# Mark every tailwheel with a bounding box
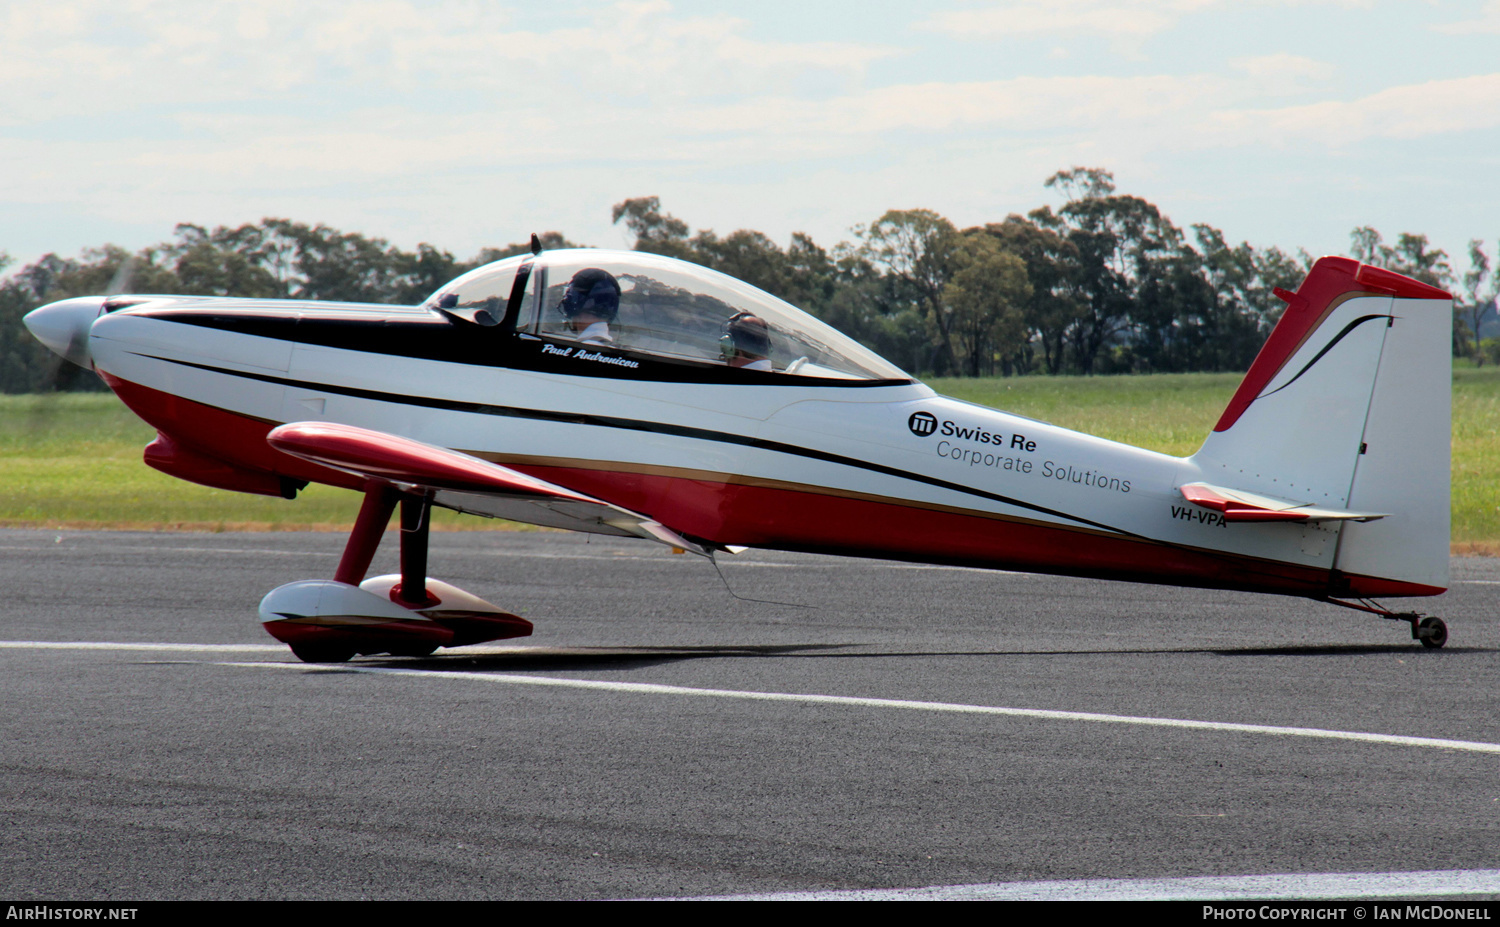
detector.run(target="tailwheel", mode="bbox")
[1324,597,1449,650]
[1416,616,1448,650]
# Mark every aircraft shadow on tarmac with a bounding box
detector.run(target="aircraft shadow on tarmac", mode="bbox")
[1208,643,1490,656]
[349,641,1486,673]
[378,643,857,672]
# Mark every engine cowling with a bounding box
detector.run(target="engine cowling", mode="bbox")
[145,431,301,498]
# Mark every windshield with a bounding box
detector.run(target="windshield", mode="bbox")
[424,255,526,325]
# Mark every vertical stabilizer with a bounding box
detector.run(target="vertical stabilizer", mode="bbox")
[1192,256,1451,593]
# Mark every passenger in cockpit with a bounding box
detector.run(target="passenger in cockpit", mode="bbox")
[558,268,621,346]
[721,312,774,371]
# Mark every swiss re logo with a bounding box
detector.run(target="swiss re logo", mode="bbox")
[908,411,938,436]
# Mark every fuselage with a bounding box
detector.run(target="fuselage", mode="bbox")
[72,288,1428,602]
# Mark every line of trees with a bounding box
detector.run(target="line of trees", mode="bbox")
[0,221,574,392]
[3,167,1494,392]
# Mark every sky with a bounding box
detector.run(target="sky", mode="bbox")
[3,0,1500,282]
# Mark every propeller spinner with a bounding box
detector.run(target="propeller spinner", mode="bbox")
[23,296,107,369]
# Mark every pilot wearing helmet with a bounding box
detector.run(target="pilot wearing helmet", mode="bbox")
[721,312,774,371]
[558,268,621,346]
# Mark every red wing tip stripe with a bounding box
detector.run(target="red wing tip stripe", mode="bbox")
[1179,484,1235,511]
[267,422,595,502]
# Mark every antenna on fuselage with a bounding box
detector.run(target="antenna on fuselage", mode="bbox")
[529,233,542,255]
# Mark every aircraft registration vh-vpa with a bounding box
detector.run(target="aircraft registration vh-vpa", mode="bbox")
[24,238,1454,660]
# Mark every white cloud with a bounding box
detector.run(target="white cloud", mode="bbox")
[0,0,899,126]
[1205,73,1500,146]
[681,75,1230,141]
[1229,54,1334,82]
[0,0,1490,271]
[22,61,1494,234]
[1227,53,1336,96]
[1433,0,1500,34]
[919,2,1189,40]
[918,0,1371,41]
[0,70,1235,226]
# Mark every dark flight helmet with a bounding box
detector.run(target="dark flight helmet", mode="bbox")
[559,268,621,321]
[720,311,771,360]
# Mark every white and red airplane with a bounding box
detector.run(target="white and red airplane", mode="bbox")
[24,243,1454,660]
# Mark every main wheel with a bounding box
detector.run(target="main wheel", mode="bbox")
[289,644,356,663]
[1418,616,1448,650]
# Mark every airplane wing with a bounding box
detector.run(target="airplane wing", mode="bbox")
[266,421,720,556]
[1178,482,1387,523]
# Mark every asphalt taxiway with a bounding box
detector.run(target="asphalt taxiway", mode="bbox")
[3,528,1499,900]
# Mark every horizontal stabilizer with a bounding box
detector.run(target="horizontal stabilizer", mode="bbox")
[1179,482,1387,523]
[267,421,716,556]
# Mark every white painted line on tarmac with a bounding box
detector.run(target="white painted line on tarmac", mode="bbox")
[503,551,1019,573]
[0,640,287,652]
[229,661,1500,755]
[674,869,1500,901]
[0,544,334,557]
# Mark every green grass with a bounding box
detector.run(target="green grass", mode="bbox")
[4,370,1498,545]
[928,372,1242,458]
[0,393,488,531]
[1451,368,1500,546]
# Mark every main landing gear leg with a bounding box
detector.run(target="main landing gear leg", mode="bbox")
[258,481,533,663]
[1324,597,1448,649]
[393,493,439,609]
[381,493,440,658]
[334,480,399,586]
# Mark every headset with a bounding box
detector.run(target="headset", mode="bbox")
[719,311,771,361]
[557,268,621,321]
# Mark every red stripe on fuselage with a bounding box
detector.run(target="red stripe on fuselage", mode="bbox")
[99,373,1443,601]
[100,371,363,492]
[509,464,1439,599]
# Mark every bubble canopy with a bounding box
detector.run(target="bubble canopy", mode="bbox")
[426,249,910,382]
